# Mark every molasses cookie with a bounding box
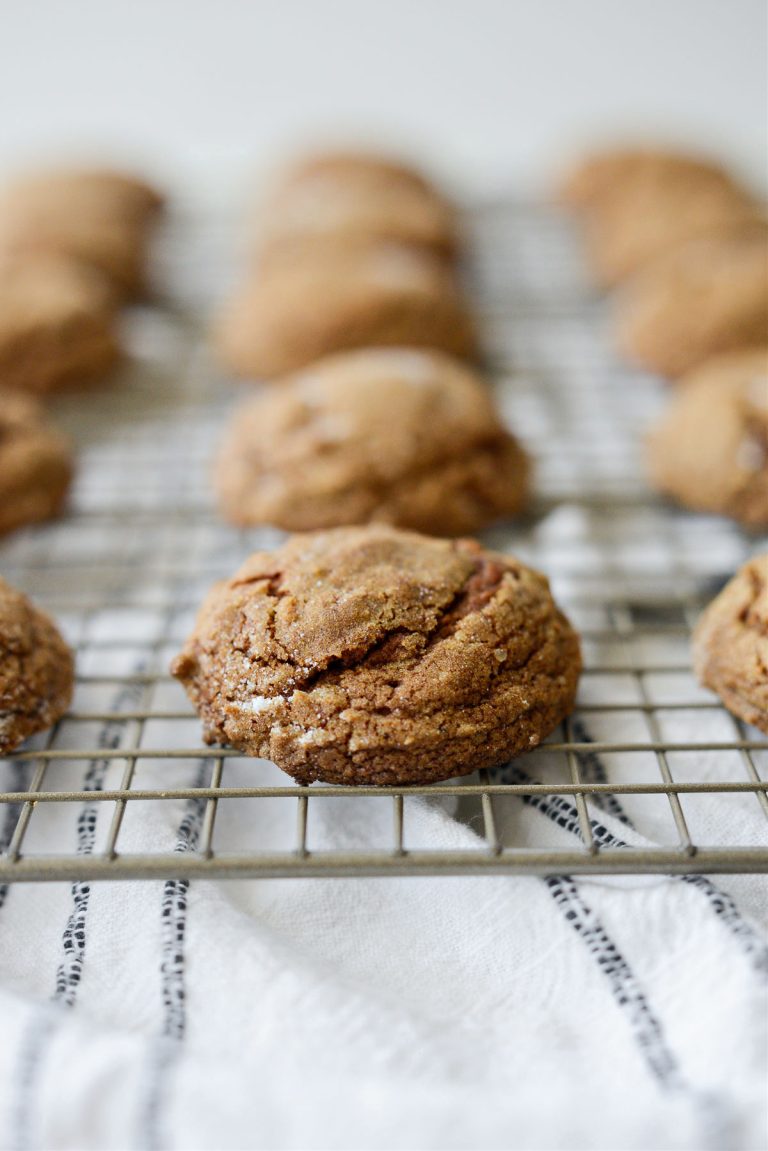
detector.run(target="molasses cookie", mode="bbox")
[0,256,120,395]
[647,348,768,527]
[215,243,478,380]
[559,146,743,215]
[693,555,768,734]
[0,393,74,535]
[0,578,74,754]
[0,166,164,297]
[215,348,529,535]
[586,185,761,287]
[617,232,768,378]
[171,526,582,786]
[258,149,459,259]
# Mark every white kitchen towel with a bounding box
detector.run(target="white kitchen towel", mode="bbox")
[0,700,766,1151]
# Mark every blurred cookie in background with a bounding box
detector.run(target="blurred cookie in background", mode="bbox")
[214,242,478,379]
[255,148,461,263]
[215,347,529,536]
[558,144,760,286]
[0,165,165,299]
[0,256,120,396]
[693,554,768,734]
[586,182,762,287]
[616,230,768,378]
[0,392,74,536]
[558,145,744,215]
[647,348,768,527]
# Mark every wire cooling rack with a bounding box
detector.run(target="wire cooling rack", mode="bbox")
[0,199,766,882]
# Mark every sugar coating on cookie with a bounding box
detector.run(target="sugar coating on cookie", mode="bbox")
[647,348,768,526]
[171,526,582,786]
[0,393,74,535]
[693,555,768,734]
[0,166,164,297]
[0,578,74,753]
[215,348,529,535]
[616,232,768,378]
[215,243,477,379]
[0,257,120,395]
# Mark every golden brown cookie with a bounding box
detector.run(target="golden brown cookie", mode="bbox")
[214,348,529,535]
[0,393,74,535]
[257,149,459,260]
[587,184,761,287]
[275,150,444,200]
[0,578,74,753]
[647,348,768,527]
[171,526,582,786]
[616,232,768,378]
[0,166,164,297]
[693,555,768,733]
[215,243,478,379]
[558,146,742,215]
[0,257,120,395]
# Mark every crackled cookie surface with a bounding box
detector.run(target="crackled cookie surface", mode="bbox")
[693,555,768,734]
[647,349,768,526]
[0,579,74,753]
[0,393,74,535]
[215,243,477,379]
[617,233,768,378]
[0,257,119,395]
[215,348,529,535]
[172,526,581,786]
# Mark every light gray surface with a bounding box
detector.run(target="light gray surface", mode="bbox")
[0,0,765,197]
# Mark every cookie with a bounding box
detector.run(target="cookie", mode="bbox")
[693,555,768,733]
[0,166,164,297]
[0,578,74,754]
[171,526,582,786]
[0,393,74,535]
[558,146,743,215]
[215,243,478,379]
[647,348,768,527]
[257,149,459,260]
[215,348,529,535]
[616,232,768,378]
[274,150,445,201]
[0,256,120,395]
[587,183,761,287]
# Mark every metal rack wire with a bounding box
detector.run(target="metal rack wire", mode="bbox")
[0,199,766,881]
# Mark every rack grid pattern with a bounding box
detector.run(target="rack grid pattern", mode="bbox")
[0,200,766,881]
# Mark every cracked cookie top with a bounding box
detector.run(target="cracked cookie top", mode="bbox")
[172,526,581,785]
[214,348,529,536]
[0,578,74,754]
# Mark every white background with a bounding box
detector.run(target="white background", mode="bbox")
[0,0,765,196]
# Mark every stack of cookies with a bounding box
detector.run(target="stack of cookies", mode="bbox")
[559,145,768,531]
[0,164,165,539]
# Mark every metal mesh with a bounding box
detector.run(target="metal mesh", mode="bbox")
[0,198,766,881]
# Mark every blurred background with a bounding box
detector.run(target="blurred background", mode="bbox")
[0,0,765,200]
